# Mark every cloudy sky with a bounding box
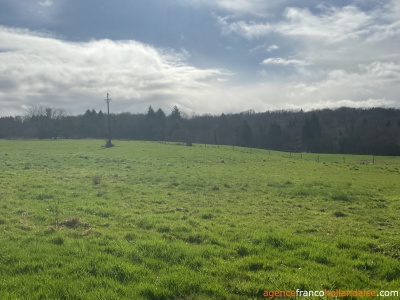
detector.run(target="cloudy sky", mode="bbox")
[0,0,399,116]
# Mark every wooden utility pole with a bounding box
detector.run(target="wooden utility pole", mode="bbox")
[105,93,113,147]
[213,130,219,148]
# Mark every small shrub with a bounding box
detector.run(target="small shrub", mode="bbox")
[92,175,101,185]
[157,225,171,233]
[187,234,205,244]
[314,255,330,265]
[333,211,346,217]
[60,217,88,229]
[201,213,213,219]
[104,247,124,257]
[236,245,250,257]
[36,194,54,200]
[293,187,310,197]
[51,236,64,245]
[124,233,136,242]
[337,242,351,249]
[385,266,400,281]
[356,261,377,272]
[331,191,350,202]
[248,262,264,271]
[265,236,283,248]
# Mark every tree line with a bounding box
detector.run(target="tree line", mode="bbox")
[1,106,400,156]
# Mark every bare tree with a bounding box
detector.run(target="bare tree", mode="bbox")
[26,105,67,139]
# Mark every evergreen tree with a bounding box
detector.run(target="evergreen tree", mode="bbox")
[156,108,166,120]
[146,106,156,120]
[169,106,182,120]
[155,108,166,141]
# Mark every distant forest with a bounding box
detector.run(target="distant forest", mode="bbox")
[1,106,400,156]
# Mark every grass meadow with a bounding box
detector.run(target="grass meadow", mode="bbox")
[0,140,399,299]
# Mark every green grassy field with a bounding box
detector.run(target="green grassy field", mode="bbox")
[0,140,399,299]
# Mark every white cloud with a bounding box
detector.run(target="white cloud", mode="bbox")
[250,44,279,54]
[214,2,400,109]
[261,57,309,67]
[359,61,400,82]
[0,24,398,117]
[216,16,272,39]
[0,26,228,116]
[217,5,374,43]
[297,98,395,111]
[285,62,400,105]
[279,6,372,42]
[266,44,279,52]
[226,58,400,112]
[216,1,400,71]
[1,1,400,117]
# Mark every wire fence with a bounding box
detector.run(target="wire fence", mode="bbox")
[197,143,400,165]
[154,140,400,165]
